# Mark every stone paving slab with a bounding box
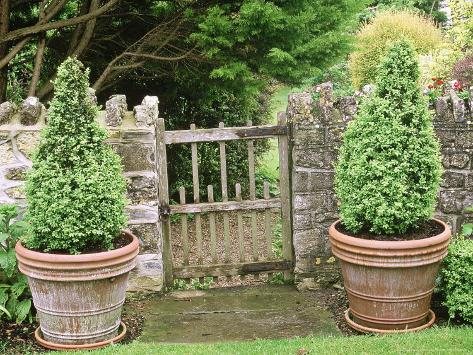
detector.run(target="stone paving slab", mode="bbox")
[139,285,340,343]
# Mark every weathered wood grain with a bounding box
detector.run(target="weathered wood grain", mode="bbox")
[164,125,287,144]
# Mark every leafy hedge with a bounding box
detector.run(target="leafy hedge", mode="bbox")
[335,40,442,235]
[440,235,473,324]
[24,58,126,254]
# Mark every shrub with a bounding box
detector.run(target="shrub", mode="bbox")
[24,58,126,254]
[0,204,33,324]
[335,40,442,235]
[451,55,473,89]
[349,10,444,89]
[448,0,473,53]
[439,234,473,324]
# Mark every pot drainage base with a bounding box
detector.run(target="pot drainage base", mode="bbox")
[344,309,436,334]
[35,321,127,351]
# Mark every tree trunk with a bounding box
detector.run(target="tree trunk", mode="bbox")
[0,0,10,102]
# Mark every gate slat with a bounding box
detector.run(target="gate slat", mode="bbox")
[247,121,259,280]
[264,182,272,259]
[218,122,231,264]
[179,187,189,265]
[235,183,245,263]
[191,123,203,265]
[278,112,293,281]
[207,185,217,264]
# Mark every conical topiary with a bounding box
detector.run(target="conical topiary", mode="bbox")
[25,58,126,254]
[335,40,442,235]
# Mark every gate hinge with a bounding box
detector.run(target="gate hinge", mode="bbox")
[158,204,171,217]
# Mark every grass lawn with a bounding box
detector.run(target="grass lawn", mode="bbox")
[49,327,473,355]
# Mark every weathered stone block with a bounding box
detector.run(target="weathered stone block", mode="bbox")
[5,184,25,199]
[106,95,127,126]
[293,192,328,213]
[127,253,163,293]
[326,125,346,144]
[112,143,155,171]
[435,128,456,148]
[441,172,465,188]
[125,173,158,204]
[293,128,324,147]
[442,153,470,169]
[293,148,336,170]
[0,102,17,125]
[312,212,339,223]
[308,172,334,190]
[19,97,43,125]
[133,96,159,127]
[0,141,16,165]
[293,212,312,230]
[128,223,161,253]
[336,96,357,121]
[439,190,473,214]
[450,89,466,122]
[126,205,159,224]
[287,93,315,124]
[456,129,473,148]
[293,171,309,192]
[435,96,454,122]
[5,165,29,180]
[15,131,40,158]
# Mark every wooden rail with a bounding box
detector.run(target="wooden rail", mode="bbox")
[169,198,281,214]
[164,125,287,144]
[173,260,293,279]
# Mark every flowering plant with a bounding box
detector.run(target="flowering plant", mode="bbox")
[425,77,471,104]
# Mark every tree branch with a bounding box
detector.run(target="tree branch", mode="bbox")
[0,0,119,44]
[28,0,47,96]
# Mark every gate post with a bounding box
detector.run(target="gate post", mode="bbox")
[156,118,174,290]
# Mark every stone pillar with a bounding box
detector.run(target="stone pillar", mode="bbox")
[287,83,358,284]
[0,95,163,293]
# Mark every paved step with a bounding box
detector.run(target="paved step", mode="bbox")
[139,285,340,343]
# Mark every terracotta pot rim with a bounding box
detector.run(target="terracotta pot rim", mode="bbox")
[15,230,139,264]
[329,219,450,250]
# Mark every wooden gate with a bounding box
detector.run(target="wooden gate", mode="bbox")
[156,113,293,288]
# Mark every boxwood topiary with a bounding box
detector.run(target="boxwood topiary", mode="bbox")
[24,58,126,254]
[335,40,442,235]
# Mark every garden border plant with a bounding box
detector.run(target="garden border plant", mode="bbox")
[14,58,139,350]
[329,40,451,333]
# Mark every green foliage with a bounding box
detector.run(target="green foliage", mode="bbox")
[335,40,442,235]
[448,0,473,53]
[439,234,473,324]
[359,0,447,24]
[312,62,355,97]
[172,277,214,291]
[24,58,126,254]
[0,204,33,324]
[349,10,444,89]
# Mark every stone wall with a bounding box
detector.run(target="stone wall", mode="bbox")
[0,95,163,293]
[287,82,473,284]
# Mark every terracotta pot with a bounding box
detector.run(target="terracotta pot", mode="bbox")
[15,231,139,347]
[329,219,450,333]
